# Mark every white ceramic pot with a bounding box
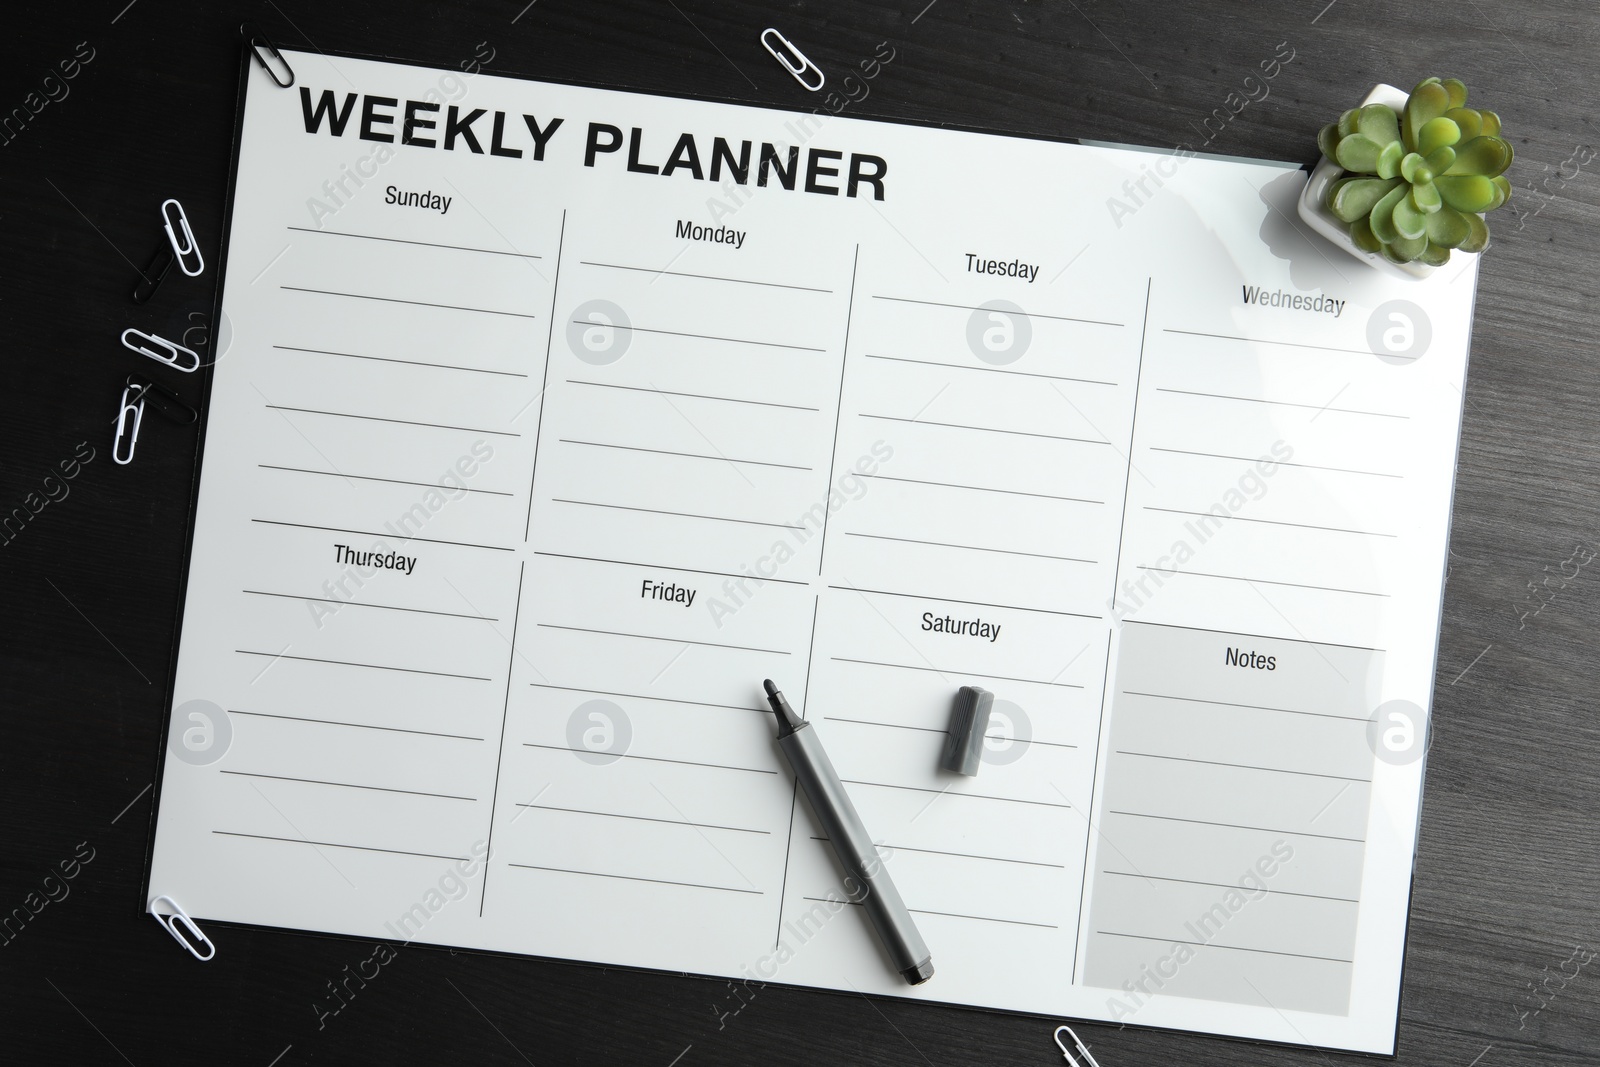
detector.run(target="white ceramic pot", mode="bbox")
[1296,83,1480,282]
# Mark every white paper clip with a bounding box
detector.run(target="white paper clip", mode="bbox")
[161,199,204,277]
[1055,1026,1102,1067]
[150,895,216,961]
[121,328,200,373]
[760,28,825,92]
[113,383,145,466]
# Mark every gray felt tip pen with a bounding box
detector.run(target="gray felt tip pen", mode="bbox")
[762,679,934,985]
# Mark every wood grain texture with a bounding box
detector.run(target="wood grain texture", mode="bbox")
[1,2,1596,1064]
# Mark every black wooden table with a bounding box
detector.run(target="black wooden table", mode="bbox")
[2,2,1596,1064]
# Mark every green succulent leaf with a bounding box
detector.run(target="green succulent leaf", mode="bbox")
[1382,233,1429,263]
[1329,176,1403,222]
[1418,116,1461,155]
[1435,175,1500,212]
[1424,205,1472,248]
[1488,174,1512,210]
[1400,152,1431,184]
[1446,107,1482,141]
[1318,122,1340,160]
[1425,145,1457,173]
[1375,141,1406,178]
[1369,184,1410,245]
[1459,211,1490,254]
[1442,78,1468,110]
[1337,108,1361,137]
[1479,109,1502,137]
[1419,241,1453,266]
[1335,133,1387,173]
[1391,193,1428,240]
[1350,217,1382,253]
[1447,135,1514,178]
[1404,79,1452,151]
[1356,104,1402,146]
[1411,181,1442,213]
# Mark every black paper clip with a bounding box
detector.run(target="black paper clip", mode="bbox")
[241,22,295,88]
[132,243,175,304]
[126,374,198,425]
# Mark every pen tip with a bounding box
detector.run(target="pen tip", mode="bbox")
[762,679,779,698]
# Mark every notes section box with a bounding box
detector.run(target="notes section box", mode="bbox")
[1082,621,1384,1016]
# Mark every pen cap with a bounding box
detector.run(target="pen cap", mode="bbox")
[941,686,994,776]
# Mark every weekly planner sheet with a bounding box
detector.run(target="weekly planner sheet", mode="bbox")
[146,49,1481,1053]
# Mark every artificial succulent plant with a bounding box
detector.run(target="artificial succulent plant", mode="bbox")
[1318,77,1512,266]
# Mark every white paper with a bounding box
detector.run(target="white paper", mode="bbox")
[147,49,1480,1053]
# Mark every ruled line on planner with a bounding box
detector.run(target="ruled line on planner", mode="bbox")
[529,682,763,715]
[857,473,1103,505]
[1107,809,1365,844]
[1120,690,1371,723]
[281,285,540,319]
[212,831,469,863]
[1163,327,1374,358]
[257,464,515,496]
[251,518,515,553]
[1099,869,1359,903]
[865,353,1117,387]
[227,709,484,742]
[840,779,1072,809]
[1154,386,1408,420]
[559,438,812,471]
[532,551,810,587]
[480,560,526,917]
[844,530,1096,564]
[578,259,832,293]
[263,404,521,438]
[801,896,1060,930]
[830,656,1085,689]
[536,623,791,657]
[523,208,566,544]
[808,836,1066,869]
[815,244,860,576]
[871,294,1123,328]
[830,583,1102,621]
[575,320,824,352]
[286,225,544,259]
[241,589,498,622]
[1135,565,1389,598]
[552,498,805,532]
[1122,617,1384,654]
[822,716,1078,749]
[516,802,769,835]
[220,769,477,802]
[1095,930,1353,965]
[772,595,820,949]
[859,413,1110,446]
[1115,750,1372,784]
[1142,506,1397,538]
[272,344,530,379]
[567,379,820,412]
[520,742,775,776]
[507,863,763,895]
[1071,631,1118,986]
[234,649,492,682]
[1148,446,1403,480]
